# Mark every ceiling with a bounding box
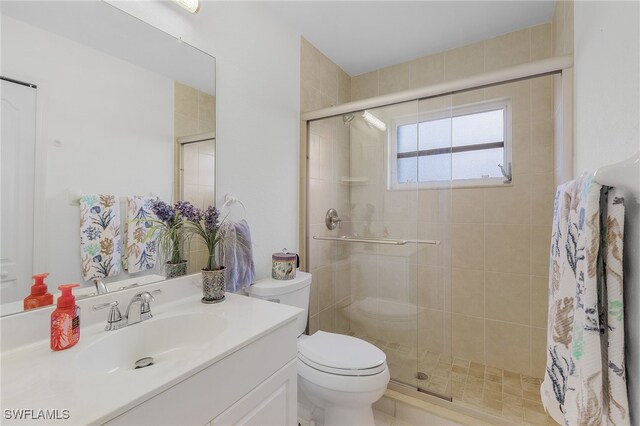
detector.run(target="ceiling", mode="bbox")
[264,1,556,76]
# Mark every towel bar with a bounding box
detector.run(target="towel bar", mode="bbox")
[312,235,440,245]
[221,193,246,218]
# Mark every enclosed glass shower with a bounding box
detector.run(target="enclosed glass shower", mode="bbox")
[305,71,559,407]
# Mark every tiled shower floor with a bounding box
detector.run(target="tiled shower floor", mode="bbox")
[355,334,558,425]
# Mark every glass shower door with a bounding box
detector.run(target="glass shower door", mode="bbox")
[306,97,452,400]
[412,95,454,398]
[347,101,422,390]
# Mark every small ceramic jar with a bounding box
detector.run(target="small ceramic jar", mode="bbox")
[272,249,299,280]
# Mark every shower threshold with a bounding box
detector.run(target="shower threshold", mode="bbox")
[388,378,453,403]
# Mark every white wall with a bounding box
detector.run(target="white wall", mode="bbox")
[108,1,301,279]
[574,1,640,422]
[1,16,174,285]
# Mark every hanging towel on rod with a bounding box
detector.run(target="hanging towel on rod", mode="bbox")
[216,219,255,293]
[79,194,122,281]
[123,195,158,274]
[541,175,629,425]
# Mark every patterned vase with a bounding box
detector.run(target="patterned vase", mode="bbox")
[165,260,187,279]
[202,267,226,303]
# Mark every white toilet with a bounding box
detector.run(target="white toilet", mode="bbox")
[246,272,390,426]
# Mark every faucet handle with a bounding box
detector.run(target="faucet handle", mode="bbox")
[92,301,115,311]
[92,301,124,331]
[118,283,139,291]
[133,289,161,299]
[142,289,162,305]
[138,289,161,318]
[325,208,342,230]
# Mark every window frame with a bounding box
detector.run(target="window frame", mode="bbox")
[388,98,512,190]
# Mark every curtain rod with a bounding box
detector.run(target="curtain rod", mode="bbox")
[302,55,573,122]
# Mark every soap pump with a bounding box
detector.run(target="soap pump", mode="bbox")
[50,284,81,351]
[23,273,54,310]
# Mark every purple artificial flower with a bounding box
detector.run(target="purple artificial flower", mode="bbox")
[175,201,203,222]
[151,200,176,225]
[204,206,221,232]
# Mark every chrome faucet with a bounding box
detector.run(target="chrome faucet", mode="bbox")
[125,291,157,325]
[93,278,109,294]
[92,289,162,331]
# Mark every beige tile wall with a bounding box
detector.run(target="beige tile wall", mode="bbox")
[301,38,353,335]
[174,81,216,273]
[553,0,574,186]
[346,24,555,378]
[351,23,553,101]
[301,38,351,112]
[553,0,574,57]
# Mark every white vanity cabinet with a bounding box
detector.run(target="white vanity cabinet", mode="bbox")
[105,319,299,426]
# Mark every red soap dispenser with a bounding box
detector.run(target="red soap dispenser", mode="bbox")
[50,284,81,351]
[23,273,54,310]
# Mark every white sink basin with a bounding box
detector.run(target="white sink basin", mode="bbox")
[76,313,226,374]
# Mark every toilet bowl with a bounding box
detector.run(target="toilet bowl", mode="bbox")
[246,273,390,426]
[297,331,390,425]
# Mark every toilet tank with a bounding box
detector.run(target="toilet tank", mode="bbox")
[245,272,312,336]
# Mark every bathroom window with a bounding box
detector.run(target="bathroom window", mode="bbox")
[389,99,511,189]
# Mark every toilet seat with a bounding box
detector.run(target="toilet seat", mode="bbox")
[297,331,386,376]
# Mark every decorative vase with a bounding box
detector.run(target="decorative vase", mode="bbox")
[202,267,226,303]
[165,260,187,279]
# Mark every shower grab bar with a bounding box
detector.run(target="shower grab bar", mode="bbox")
[312,235,439,245]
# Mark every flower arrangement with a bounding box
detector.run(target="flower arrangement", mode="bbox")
[148,200,201,265]
[184,205,224,271]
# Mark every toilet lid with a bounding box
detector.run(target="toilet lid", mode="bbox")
[298,331,386,376]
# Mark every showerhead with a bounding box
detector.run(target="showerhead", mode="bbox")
[361,110,386,131]
[342,111,386,131]
[342,113,355,125]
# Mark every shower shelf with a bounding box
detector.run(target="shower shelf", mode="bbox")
[340,176,369,184]
[312,235,439,245]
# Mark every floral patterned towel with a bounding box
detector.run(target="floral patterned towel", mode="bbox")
[541,175,629,425]
[79,194,122,281]
[123,196,158,274]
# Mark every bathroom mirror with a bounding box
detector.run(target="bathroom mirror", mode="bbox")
[0,1,216,317]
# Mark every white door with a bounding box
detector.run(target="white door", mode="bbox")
[1,79,37,304]
[179,136,215,209]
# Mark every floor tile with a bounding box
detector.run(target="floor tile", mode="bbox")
[376,346,550,424]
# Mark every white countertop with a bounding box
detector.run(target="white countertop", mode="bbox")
[0,276,302,425]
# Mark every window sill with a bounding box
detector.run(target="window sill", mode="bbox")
[389,177,512,191]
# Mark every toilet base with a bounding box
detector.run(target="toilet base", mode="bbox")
[298,396,376,426]
[297,370,388,426]
[323,405,375,426]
